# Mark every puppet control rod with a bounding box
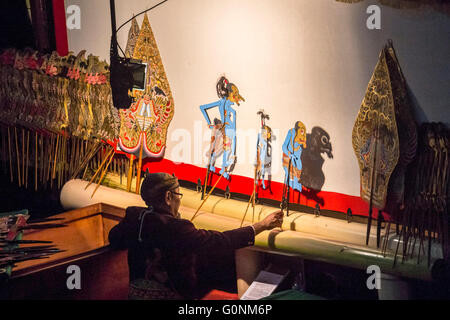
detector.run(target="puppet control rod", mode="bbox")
[366,117,380,246]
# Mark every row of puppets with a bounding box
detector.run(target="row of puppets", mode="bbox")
[0,15,448,265]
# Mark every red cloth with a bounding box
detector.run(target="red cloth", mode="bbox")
[52,0,68,56]
[201,289,239,300]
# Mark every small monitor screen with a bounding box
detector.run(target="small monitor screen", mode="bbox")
[128,61,147,90]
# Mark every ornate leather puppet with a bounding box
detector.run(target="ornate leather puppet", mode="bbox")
[125,17,140,59]
[352,45,399,210]
[383,41,418,218]
[55,52,72,130]
[44,51,63,131]
[70,50,88,137]
[66,51,81,135]
[0,49,17,123]
[199,76,245,180]
[12,50,27,125]
[18,49,35,127]
[282,121,307,192]
[95,61,117,140]
[80,54,100,138]
[396,123,449,263]
[84,54,106,137]
[118,14,175,159]
[32,52,48,129]
[25,50,43,129]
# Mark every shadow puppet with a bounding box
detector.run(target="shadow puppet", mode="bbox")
[199,76,245,180]
[255,110,275,194]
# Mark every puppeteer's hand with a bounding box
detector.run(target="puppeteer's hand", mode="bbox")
[251,210,283,235]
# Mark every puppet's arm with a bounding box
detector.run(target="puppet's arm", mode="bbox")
[229,107,237,129]
[199,100,220,127]
[282,129,292,155]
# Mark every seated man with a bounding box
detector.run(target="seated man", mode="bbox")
[108,172,283,300]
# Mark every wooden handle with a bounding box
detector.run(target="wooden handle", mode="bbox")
[127,154,136,192]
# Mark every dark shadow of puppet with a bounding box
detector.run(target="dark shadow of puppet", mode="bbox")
[298,126,333,206]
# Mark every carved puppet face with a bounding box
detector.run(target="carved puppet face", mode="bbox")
[263,125,272,141]
[294,121,307,145]
[228,84,245,106]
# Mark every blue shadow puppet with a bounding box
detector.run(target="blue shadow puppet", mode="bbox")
[282,121,307,192]
[199,76,245,180]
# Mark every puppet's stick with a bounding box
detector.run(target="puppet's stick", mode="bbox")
[14,127,21,187]
[280,157,292,216]
[91,150,116,198]
[96,146,101,171]
[240,192,254,227]
[46,134,55,185]
[35,131,38,191]
[252,168,257,223]
[65,136,69,183]
[127,154,136,192]
[56,134,62,188]
[76,139,97,179]
[85,147,114,190]
[39,133,45,185]
[39,134,44,184]
[0,127,4,174]
[8,127,13,182]
[72,136,79,175]
[382,220,391,257]
[75,137,81,174]
[58,135,66,189]
[25,130,30,189]
[240,167,258,227]
[51,134,60,189]
[135,138,144,194]
[191,172,224,222]
[47,134,52,188]
[202,165,210,200]
[22,129,25,186]
[2,127,6,175]
[366,119,380,246]
[119,158,123,186]
[67,136,73,175]
[82,163,89,180]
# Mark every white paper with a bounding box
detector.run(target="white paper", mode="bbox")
[240,271,285,300]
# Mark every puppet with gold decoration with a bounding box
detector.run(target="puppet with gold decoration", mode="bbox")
[352,43,400,245]
[0,46,118,192]
[118,15,175,193]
